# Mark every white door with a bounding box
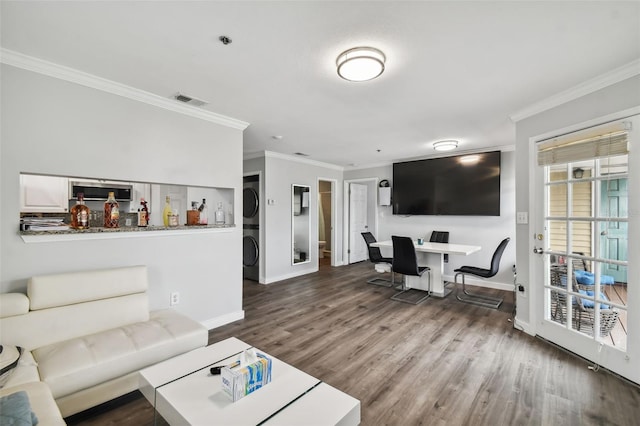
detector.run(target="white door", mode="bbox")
[349,183,368,263]
[532,115,638,383]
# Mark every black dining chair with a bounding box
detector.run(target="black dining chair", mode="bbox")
[429,230,450,263]
[454,237,510,309]
[390,236,431,304]
[361,232,394,287]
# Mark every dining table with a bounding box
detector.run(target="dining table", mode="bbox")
[370,240,481,297]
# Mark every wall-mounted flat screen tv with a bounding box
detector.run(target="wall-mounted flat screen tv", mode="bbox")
[392,151,501,216]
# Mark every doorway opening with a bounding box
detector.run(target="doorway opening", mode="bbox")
[344,178,378,265]
[318,179,333,269]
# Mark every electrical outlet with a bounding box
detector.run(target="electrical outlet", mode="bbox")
[170,292,180,306]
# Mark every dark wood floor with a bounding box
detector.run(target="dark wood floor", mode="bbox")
[69,261,640,426]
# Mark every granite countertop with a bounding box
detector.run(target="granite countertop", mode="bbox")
[20,224,235,236]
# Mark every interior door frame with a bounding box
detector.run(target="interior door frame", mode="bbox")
[343,177,379,266]
[529,110,640,383]
[318,177,338,267]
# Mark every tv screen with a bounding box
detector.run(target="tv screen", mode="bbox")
[392,151,501,216]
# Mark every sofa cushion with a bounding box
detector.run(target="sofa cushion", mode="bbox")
[28,265,148,310]
[0,293,149,351]
[0,382,65,426]
[34,309,207,399]
[0,294,29,319]
[2,352,40,390]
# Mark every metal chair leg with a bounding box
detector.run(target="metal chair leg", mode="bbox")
[391,271,430,305]
[367,270,395,287]
[455,272,503,309]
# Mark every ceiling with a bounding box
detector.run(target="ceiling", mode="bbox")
[2,1,639,168]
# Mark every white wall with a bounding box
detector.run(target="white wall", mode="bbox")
[514,74,640,331]
[345,150,517,289]
[1,64,245,327]
[256,153,343,283]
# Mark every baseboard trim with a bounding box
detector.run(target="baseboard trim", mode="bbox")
[442,275,515,292]
[201,310,245,330]
[263,268,319,284]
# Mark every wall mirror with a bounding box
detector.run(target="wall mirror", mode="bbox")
[292,184,310,265]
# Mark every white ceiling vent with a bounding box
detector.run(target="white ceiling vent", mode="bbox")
[174,93,208,107]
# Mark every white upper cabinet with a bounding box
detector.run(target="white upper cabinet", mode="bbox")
[20,174,69,213]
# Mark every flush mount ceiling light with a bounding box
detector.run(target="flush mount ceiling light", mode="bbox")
[336,47,386,82]
[433,140,459,151]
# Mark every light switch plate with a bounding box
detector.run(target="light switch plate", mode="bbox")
[516,212,528,224]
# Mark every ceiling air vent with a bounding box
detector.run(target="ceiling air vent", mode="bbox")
[173,93,208,107]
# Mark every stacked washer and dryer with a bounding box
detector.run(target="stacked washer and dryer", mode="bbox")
[242,175,260,281]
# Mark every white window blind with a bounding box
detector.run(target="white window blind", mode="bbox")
[537,121,630,166]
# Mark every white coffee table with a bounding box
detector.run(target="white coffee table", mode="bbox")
[139,337,360,425]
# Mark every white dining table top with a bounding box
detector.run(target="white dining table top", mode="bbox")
[371,240,481,256]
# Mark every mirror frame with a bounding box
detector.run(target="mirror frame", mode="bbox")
[292,184,311,265]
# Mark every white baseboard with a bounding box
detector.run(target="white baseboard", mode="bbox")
[263,268,319,284]
[201,310,245,330]
[443,274,515,292]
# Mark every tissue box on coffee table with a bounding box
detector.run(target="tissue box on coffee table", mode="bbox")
[221,349,272,402]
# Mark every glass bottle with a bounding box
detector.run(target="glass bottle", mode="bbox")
[71,192,90,229]
[138,198,149,227]
[104,191,120,228]
[215,202,225,225]
[198,198,208,225]
[162,196,172,227]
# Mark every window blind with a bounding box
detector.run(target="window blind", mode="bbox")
[537,121,630,166]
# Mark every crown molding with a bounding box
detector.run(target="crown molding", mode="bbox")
[510,58,640,123]
[0,48,249,130]
[344,161,392,171]
[263,151,344,171]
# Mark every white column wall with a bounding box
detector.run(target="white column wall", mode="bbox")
[1,65,244,327]
[261,154,343,283]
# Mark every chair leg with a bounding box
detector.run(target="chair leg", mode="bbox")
[455,272,503,309]
[391,271,430,305]
[367,269,397,287]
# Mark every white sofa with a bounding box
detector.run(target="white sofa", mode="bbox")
[0,265,208,422]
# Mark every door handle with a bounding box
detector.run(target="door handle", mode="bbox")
[533,247,544,254]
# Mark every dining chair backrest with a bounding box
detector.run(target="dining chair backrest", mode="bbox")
[488,238,510,277]
[429,231,449,243]
[391,236,420,276]
[361,232,384,263]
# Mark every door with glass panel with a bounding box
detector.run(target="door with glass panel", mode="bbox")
[533,116,638,383]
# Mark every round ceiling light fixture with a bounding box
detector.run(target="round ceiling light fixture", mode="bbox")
[336,47,386,82]
[433,140,459,151]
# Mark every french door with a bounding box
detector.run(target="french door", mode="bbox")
[532,115,639,383]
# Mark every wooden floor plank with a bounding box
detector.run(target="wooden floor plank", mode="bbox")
[68,261,640,425]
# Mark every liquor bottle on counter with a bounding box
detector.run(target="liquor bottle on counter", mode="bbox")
[138,198,149,227]
[104,191,120,228]
[198,198,208,225]
[71,192,90,229]
[162,196,172,227]
[215,202,225,225]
